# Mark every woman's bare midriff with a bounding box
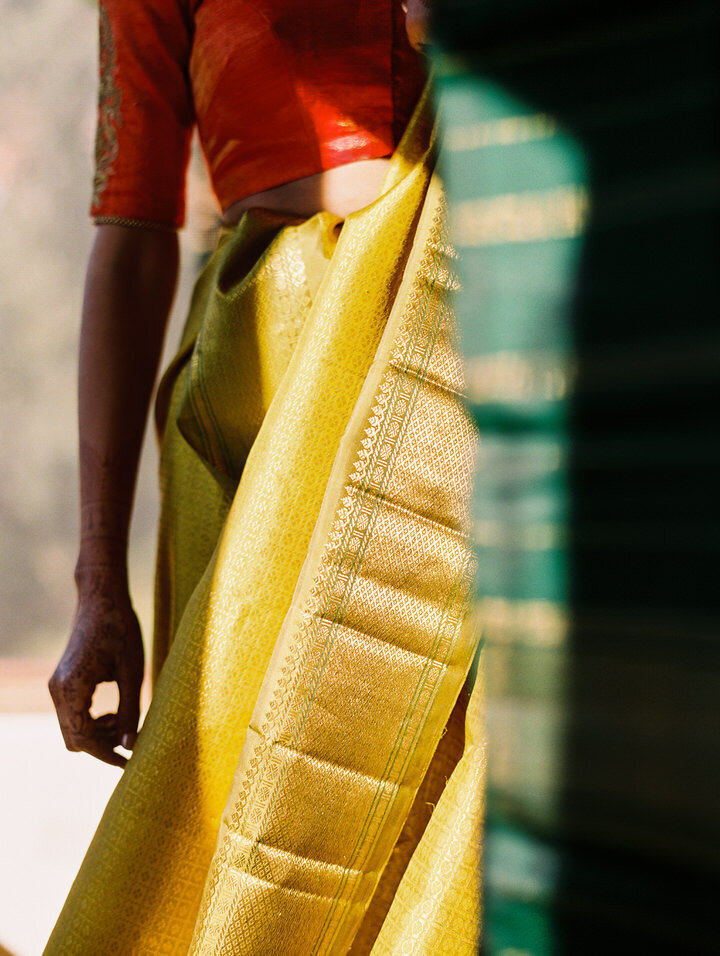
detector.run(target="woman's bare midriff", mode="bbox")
[221,157,392,225]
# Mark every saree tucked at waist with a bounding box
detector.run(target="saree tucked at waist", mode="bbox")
[45,97,483,955]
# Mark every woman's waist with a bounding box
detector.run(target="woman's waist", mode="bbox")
[220,157,393,225]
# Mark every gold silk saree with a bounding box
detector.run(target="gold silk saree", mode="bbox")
[45,96,484,956]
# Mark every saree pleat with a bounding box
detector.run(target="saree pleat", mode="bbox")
[369,665,484,955]
[349,687,469,954]
[45,94,482,955]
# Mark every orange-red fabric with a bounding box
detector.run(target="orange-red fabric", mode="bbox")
[91,0,425,229]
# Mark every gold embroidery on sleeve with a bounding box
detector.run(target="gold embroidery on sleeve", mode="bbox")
[92,2,122,208]
[93,215,177,232]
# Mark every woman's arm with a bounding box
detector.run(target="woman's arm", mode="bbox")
[49,223,179,767]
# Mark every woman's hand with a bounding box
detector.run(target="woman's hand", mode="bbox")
[49,570,144,768]
[403,0,430,53]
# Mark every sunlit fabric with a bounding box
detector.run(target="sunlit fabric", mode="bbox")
[91,0,424,227]
[45,95,483,955]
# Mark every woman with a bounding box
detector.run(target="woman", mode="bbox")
[47,1,482,952]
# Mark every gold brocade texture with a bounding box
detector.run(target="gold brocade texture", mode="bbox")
[188,174,479,955]
[370,660,484,955]
[45,94,483,955]
[152,210,340,680]
[92,0,121,208]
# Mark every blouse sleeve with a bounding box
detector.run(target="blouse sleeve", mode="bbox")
[91,0,195,229]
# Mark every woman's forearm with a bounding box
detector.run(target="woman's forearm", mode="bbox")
[49,224,179,765]
[76,224,179,588]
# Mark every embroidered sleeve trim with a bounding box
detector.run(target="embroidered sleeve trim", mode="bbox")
[93,215,178,232]
[92,2,122,209]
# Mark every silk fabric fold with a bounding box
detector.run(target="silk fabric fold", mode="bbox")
[45,96,483,955]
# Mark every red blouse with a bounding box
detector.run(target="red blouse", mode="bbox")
[91,0,425,229]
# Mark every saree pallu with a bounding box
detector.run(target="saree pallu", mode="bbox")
[45,98,484,955]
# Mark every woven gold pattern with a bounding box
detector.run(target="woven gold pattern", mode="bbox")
[46,93,482,955]
[371,661,484,955]
[188,175,480,954]
[92,1,121,208]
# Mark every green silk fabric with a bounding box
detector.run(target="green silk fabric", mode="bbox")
[432,2,720,951]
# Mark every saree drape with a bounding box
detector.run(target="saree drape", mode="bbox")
[45,95,483,955]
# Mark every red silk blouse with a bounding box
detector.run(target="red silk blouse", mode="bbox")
[91,0,425,229]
